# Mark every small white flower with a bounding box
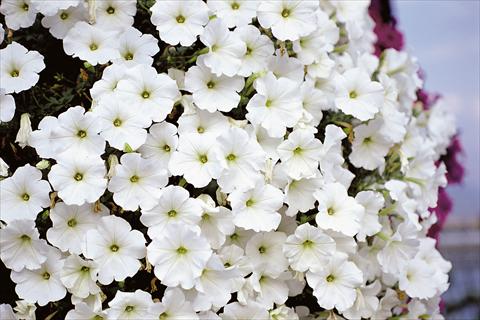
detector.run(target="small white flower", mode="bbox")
[116,64,180,122]
[49,155,107,206]
[0,0,38,30]
[150,287,198,320]
[83,215,146,285]
[140,185,202,238]
[169,133,222,188]
[198,18,246,77]
[27,115,59,159]
[108,153,168,211]
[399,258,437,299]
[151,0,209,46]
[60,255,100,299]
[0,42,45,94]
[334,68,384,121]
[46,202,108,254]
[94,0,137,29]
[208,0,258,28]
[94,96,151,151]
[138,122,178,170]
[284,175,323,216]
[185,61,244,113]
[246,72,303,138]
[0,219,49,272]
[147,224,212,289]
[277,129,322,180]
[307,254,363,312]
[342,280,381,319]
[90,64,126,104]
[41,4,86,39]
[113,27,159,66]
[0,164,51,223]
[15,112,32,148]
[355,191,384,242]
[177,109,229,137]
[107,290,155,320]
[11,247,67,306]
[257,0,318,41]
[283,224,336,272]
[314,182,365,237]
[245,231,288,278]
[229,180,284,232]
[63,21,120,65]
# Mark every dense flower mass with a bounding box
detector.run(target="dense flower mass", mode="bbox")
[0,0,459,319]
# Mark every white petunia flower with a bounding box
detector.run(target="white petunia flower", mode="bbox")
[245,231,288,278]
[342,280,381,319]
[0,164,51,223]
[229,180,284,232]
[63,21,119,65]
[307,254,363,312]
[50,106,106,157]
[147,224,212,289]
[15,112,32,149]
[90,64,126,104]
[349,119,393,170]
[41,4,86,39]
[257,0,318,41]
[283,224,336,272]
[27,116,59,159]
[299,79,326,127]
[11,247,67,306]
[177,109,229,137]
[169,133,222,188]
[221,301,269,320]
[197,194,235,250]
[107,290,155,320]
[284,175,323,216]
[150,287,198,320]
[65,302,107,320]
[0,90,15,123]
[234,25,275,77]
[46,202,108,254]
[83,215,146,285]
[138,122,178,170]
[140,185,202,238]
[30,0,78,16]
[113,27,159,66]
[116,64,180,122]
[198,18,246,77]
[151,0,209,46]
[94,96,151,151]
[355,191,384,242]
[0,42,45,94]
[0,219,48,272]
[277,129,322,180]
[0,0,38,30]
[95,0,137,29]
[334,68,384,121]
[208,0,258,28]
[108,153,168,211]
[246,72,303,138]
[399,258,437,299]
[314,182,365,237]
[48,155,107,206]
[60,255,100,299]
[185,61,244,113]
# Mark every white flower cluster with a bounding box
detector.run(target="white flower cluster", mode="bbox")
[0,1,456,319]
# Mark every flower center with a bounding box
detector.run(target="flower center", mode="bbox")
[67,218,77,227]
[163,144,171,152]
[265,99,273,108]
[60,12,69,20]
[245,46,253,56]
[167,210,177,217]
[197,126,205,133]
[281,8,290,18]
[21,193,30,201]
[124,305,135,312]
[201,213,210,221]
[77,130,87,138]
[106,6,115,14]
[110,244,119,252]
[42,272,50,280]
[224,262,231,267]
[326,274,335,282]
[74,173,84,181]
[130,175,139,183]
[293,146,303,155]
[176,15,185,23]
[327,207,335,216]
[258,246,267,254]
[226,153,236,161]
[141,90,150,99]
[20,234,30,242]
[199,154,208,164]
[230,233,239,241]
[113,118,122,127]
[211,44,219,52]
[206,81,215,89]
[231,2,240,10]
[159,312,169,320]
[124,52,134,60]
[302,239,314,248]
[81,266,90,272]
[349,91,358,99]
[245,199,254,207]
[176,246,188,255]
[10,69,20,77]
[89,43,98,51]
[22,3,29,11]
[93,316,104,320]
[363,137,372,144]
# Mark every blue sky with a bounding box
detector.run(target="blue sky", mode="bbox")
[394,0,480,219]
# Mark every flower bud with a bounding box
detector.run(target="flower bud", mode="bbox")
[15,113,32,148]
